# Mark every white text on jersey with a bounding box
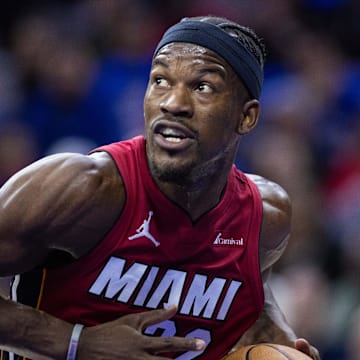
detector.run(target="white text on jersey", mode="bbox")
[89,256,242,321]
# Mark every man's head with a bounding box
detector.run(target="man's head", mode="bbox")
[154,16,266,100]
[144,16,266,186]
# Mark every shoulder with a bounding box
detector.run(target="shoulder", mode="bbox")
[246,174,291,273]
[4,151,121,198]
[0,151,124,262]
[6,150,115,179]
[247,174,291,214]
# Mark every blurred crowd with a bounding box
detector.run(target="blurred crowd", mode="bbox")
[0,0,359,359]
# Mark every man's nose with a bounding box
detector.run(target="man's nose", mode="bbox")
[160,85,193,117]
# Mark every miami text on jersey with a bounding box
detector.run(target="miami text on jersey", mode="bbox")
[89,256,242,321]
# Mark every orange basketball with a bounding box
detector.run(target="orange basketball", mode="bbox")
[222,344,312,360]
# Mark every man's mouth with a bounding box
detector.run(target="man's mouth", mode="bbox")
[158,127,187,142]
[153,121,196,150]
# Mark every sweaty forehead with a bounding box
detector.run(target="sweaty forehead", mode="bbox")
[153,42,229,67]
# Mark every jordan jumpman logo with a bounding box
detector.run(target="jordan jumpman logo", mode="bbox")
[128,211,160,247]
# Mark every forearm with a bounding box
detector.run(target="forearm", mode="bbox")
[0,296,73,360]
[235,284,296,348]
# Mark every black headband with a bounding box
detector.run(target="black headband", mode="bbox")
[154,20,263,99]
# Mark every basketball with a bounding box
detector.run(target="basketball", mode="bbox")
[222,343,312,360]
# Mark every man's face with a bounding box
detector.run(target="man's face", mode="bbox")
[144,42,247,184]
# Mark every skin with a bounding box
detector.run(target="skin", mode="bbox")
[0,43,319,359]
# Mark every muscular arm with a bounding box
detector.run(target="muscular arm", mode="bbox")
[0,151,123,275]
[236,175,296,346]
[0,152,204,359]
[0,151,122,357]
[235,284,296,347]
[234,175,319,359]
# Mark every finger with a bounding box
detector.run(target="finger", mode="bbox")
[120,305,178,330]
[144,335,206,354]
[295,338,320,359]
[295,338,310,354]
[139,305,178,330]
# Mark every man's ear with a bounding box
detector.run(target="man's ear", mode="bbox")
[237,99,260,135]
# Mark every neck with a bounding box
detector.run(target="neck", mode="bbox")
[147,136,240,221]
[153,161,233,222]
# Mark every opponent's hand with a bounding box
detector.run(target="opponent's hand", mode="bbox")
[77,305,205,359]
[295,338,321,360]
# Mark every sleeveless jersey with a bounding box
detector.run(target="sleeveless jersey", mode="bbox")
[8,136,264,360]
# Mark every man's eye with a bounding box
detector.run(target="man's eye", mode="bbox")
[155,77,169,87]
[197,83,212,93]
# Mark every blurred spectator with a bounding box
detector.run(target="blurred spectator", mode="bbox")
[0,49,21,120]
[347,305,360,360]
[270,264,331,347]
[84,0,159,140]
[0,121,38,185]
[10,11,121,156]
[0,277,10,298]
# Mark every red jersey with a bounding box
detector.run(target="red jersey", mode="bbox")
[11,136,264,360]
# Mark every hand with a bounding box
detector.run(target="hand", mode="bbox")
[295,338,321,360]
[77,305,206,359]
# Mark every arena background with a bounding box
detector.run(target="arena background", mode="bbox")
[0,1,359,359]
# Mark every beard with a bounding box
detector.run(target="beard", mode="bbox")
[145,133,239,190]
[147,149,231,190]
[148,156,197,186]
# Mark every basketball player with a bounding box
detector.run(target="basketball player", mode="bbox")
[0,16,320,360]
